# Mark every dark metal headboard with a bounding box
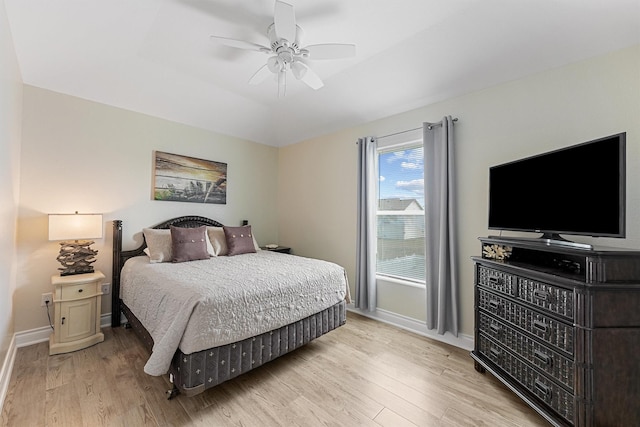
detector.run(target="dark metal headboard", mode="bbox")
[111,216,224,327]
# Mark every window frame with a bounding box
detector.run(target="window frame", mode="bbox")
[375,131,426,287]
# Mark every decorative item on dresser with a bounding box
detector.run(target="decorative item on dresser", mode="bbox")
[471,236,640,426]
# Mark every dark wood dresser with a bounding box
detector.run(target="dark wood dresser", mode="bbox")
[471,236,640,426]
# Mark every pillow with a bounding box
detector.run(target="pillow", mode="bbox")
[143,228,172,263]
[223,225,257,256]
[171,226,209,263]
[208,226,261,256]
[144,227,215,262]
[206,226,229,256]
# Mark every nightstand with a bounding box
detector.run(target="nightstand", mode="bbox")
[49,270,105,355]
[261,246,291,254]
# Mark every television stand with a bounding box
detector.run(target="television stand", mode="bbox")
[472,236,640,426]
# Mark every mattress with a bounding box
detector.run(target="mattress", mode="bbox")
[121,299,346,395]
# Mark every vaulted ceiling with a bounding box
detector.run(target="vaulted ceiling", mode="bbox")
[5,0,640,146]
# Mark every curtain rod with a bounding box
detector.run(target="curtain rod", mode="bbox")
[377,117,458,140]
[426,117,458,130]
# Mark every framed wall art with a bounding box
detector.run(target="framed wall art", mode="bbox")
[152,151,227,204]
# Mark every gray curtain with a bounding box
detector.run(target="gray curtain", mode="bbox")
[355,136,377,311]
[424,116,458,335]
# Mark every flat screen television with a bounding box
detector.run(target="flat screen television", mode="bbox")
[488,132,626,248]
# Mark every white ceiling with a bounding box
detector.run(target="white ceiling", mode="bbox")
[5,0,640,146]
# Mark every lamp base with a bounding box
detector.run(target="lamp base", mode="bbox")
[59,266,95,276]
[57,240,98,276]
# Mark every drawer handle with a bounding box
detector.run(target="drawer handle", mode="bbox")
[489,323,501,335]
[488,276,499,284]
[489,347,501,359]
[488,300,500,310]
[533,320,548,334]
[534,380,551,399]
[78,289,83,293]
[533,289,550,301]
[534,350,552,366]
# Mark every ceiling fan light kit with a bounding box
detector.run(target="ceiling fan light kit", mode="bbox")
[210,0,356,97]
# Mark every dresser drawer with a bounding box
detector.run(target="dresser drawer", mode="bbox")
[518,277,574,320]
[478,265,574,320]
[478,289,574,355]
[478,334,575,424]
[477,265,517,297]
[478,312,574,391]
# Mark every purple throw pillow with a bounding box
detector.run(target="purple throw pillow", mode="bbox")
[171,226,210,263]
[224,226,257,256]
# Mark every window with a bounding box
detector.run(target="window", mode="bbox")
[376,138,425,283]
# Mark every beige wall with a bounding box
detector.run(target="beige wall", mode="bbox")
[278,45,640,337]
[15,86,279,332]
[0,0,22,371]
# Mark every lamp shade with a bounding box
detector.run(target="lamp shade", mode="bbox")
[48,213,103,241]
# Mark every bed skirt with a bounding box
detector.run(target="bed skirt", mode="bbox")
[121,299,347,396]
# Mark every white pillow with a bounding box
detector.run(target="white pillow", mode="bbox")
[143,228,172,263]
[143,227,215,262]
[206,226,228,256]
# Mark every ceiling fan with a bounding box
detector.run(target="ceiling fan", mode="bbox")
[210,0,356,97]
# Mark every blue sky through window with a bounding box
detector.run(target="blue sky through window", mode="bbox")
[378,146,425,208]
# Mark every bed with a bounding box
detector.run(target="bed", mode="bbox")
[111,216,349,398]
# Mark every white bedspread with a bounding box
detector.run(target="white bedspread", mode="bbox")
[120,251,349,376]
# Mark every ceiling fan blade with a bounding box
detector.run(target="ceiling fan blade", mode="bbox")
[278,70,287,98]
[274,0,296,42]
[291,61,324,90]
[304,43,356,60]
[210,35,270,53]
[248,64,274,85]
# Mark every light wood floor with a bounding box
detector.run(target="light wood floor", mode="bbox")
[1,312,548,426]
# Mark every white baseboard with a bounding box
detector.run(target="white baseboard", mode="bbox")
[1,313,113,411]
[14,313,113,348]
[347,304,474,351]
[0,334,16,415]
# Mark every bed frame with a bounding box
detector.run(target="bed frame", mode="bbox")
[111,216,347,398]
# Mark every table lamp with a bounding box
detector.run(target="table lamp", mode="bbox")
[48,212,103,276]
